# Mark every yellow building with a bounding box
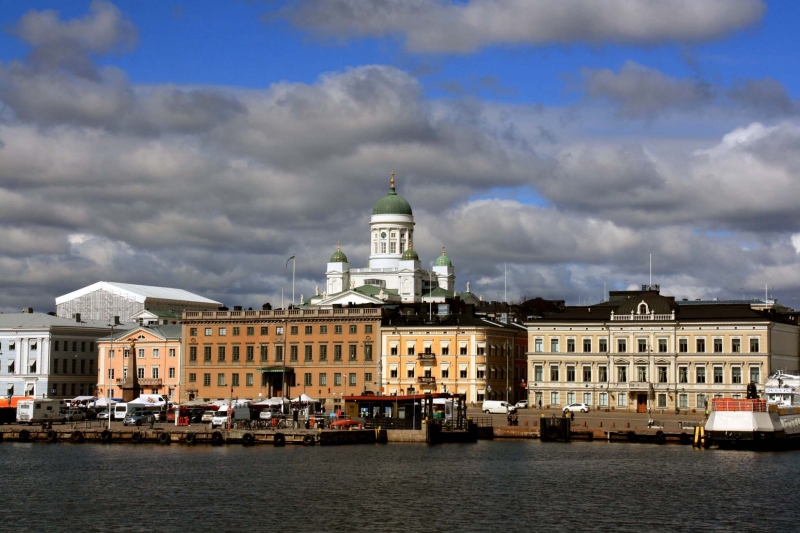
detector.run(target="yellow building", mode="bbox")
[382,309,527,404]
[526,287,800,413]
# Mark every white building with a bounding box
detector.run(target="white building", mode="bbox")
[313,174,459,307]
[0,310,132,400]
[55,281,221,323]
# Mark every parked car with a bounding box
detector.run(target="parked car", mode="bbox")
[201,410,216,423]
[188,408,205,423]
[514,400,529,409]
[96,409,110,420]
[563,403,590,413]
[64,410,86,422]
[84,408,98,421]
[123,411,155,426]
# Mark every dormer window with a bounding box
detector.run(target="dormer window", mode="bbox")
[637,302,649,315]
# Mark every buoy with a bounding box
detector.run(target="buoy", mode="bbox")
[70,430,84,443]
[131,431,142,444]
[303,434,314,446]
[158,432,171,445]
[46,430,58,443]
[185,432,197,445]
[19,429,31,442]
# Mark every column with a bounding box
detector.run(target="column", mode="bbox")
[41,337,49,375]
[14,337,22,375]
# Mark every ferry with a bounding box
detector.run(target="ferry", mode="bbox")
[704,373,800,451]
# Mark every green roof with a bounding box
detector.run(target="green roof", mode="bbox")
[401,248,419,261]
[425,287,454,298]
[372,177,412,216]
[330,242,348,263]
[434,246,452,267]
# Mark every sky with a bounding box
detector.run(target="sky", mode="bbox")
[0,0,799,312]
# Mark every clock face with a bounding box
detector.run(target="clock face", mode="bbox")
[381,232,387,238]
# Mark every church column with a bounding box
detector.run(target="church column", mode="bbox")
[41,337,50,375]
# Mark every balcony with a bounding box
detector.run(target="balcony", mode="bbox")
[628,381,651,391]
[417,353,436,364]
[139,378,163,387]
[611,310,674,321]
[417,376,436,384]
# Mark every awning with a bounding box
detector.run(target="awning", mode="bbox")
[257,366,293,373]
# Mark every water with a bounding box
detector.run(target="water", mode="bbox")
[1,441,798,532]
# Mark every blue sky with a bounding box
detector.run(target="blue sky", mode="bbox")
[0,0,799,310]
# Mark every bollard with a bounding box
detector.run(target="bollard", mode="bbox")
[583,421,587,427]
[611,422,615,428]
[533,420,537,427]
[598,421,603,427]
[524,420,528,427]
[626,422,630,428]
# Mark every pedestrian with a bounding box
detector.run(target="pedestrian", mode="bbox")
[512,413,519,426]
[538,399,542,410]
[507,413,513,426]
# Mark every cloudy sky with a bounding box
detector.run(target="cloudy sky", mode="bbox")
[0,0,799,312]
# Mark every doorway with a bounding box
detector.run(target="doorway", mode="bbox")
[636,394,648,413]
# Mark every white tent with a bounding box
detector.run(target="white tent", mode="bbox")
[129,394,167,406]
[291,394,318,403]
[254,397,290,406]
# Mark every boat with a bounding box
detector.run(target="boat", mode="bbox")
[704,372,800,450]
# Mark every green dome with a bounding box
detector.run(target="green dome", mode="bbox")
[372,174,413,216]
[434,246,452,267]
[330,242,348,263]
[401,248,419,261]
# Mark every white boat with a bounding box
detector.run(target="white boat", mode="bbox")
[705,372,800,450]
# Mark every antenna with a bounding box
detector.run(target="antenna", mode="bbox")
[649,253,652,288]
[603,281,606,302]
[504,262,507,303]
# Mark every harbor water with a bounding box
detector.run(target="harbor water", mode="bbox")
[1,441,798,532]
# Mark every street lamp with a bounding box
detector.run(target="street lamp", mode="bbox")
[105,322,115,430]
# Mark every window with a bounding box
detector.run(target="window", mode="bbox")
[550,366,559,381]
[583,392,591,404]
[550,339,559,353]
[261,327,268,335]
[477,346,485,356]
[320,345,328,361]
[679,339,688,353]
[203,373,211,386]
[290,345,298,362]
[713,367,723,384]
[189,373,196,383]
[204,346,212,362]
[349,373,357,386]
[217,374,226,387]
[617,339,627,353]
[618,394,627,407]
[732,367,742,384]
[657,393,667,408]
[304,373,312,386]
[305,345,313,362]
[305,326,313,335]
[190,328,198,336]
[9,342,15,350]
[320,325,328,335]
[233,327,240,336]
[260,345,268,362]
[169,367,175,379]
[637,339,647,353]
[219,328,227,336]
[247,327,254,336]
[679,367,688,383]
[365,372,373,383]
[190,347,197,362]
[232,346,240,362]
[550,392,559,406]
[334,325,343,334]
[80,342,85,352]
[334,373,342,386]
[658,339,667,353]
[599,393,608,407]
[750,367,760,383]
[246,346,254,361]
[582,367,592,382]
[566,366,576,382]
[365,325,373,334]
[599,338,608,352]
[713,339,723,353]
[637,366,647,381]
[441,345,449,356]
[276,326,284,335]
[618,366,627,383]
[697,393,708,409]
[534,365,543,381]
[246,373,254,386]
[364,344,373,361]
[566,392,575,404]
[290,326,298,335]
[658,366,667,383]
[137,368,145,379]
[696,338,705,353]
[169,348,175,358]
[218,346,226,362]
[679,394,688,409]
[319,373,327,386]
[583,339,591,353]
[696,367,706,384]
[441,368,449,379]
[407,344,415,356]
[349,325,357,334]
[390,368,398,378]
[155,368,163,381]
[349,345,357,361]
[334,345,342,361]
[732,339,741,353]
[534,339,543,352]
[138,349,145,359]
[460,345,467,355]
[750,338,760,353]
[275,346,283,362]
[567,339,575,353]
[598,366,607,382]
[460,368,467,379]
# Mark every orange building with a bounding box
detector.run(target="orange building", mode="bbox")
[96,324,183,402]
[181,307,383,413]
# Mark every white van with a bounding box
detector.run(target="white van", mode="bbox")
[114,402,128,420]
[16,399,66,425]
[481,400,517,414]
[211,406,251,428]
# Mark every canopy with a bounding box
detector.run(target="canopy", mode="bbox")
[291,394,318,403]
[254,397,290,406]
[129,394,167,405]
[70,396,97,403]
[0,396,34,408]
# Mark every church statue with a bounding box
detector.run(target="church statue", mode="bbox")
[379,288,385,299]
[466,281,471,293]
[300,294,304,304]
[322,290,327,298]
[350,278,355,290]
[315,285,319,296]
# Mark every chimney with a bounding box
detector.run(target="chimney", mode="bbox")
[73,313,81,322]
[233,305,243,311]
[21,307,33,313]
[114,315,121,325]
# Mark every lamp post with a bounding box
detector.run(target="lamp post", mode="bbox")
[105,322,115,430]
[505,339,509,403]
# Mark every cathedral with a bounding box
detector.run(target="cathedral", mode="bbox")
[308,174,475,307]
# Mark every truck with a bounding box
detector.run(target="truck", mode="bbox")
[16,399,68,425]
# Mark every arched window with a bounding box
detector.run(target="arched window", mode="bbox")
[637,302,649,315]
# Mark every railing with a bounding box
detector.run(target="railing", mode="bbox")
[611,312,674,321]
[469,416,493,428]
[712,399,766,412]
[183,308,381,319]
[139,378,162,386]
[417,376,436,384]
[362,417,416,430]
[417,353,436,361]
[627,381,651,391]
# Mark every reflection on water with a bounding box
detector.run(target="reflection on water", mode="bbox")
[0,441,797,533]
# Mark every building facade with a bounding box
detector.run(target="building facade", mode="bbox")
[0,311,120,400]
[96,325,183,402]
[526,287,800,413]
[180,307,383,413]
[381,310,528,404]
